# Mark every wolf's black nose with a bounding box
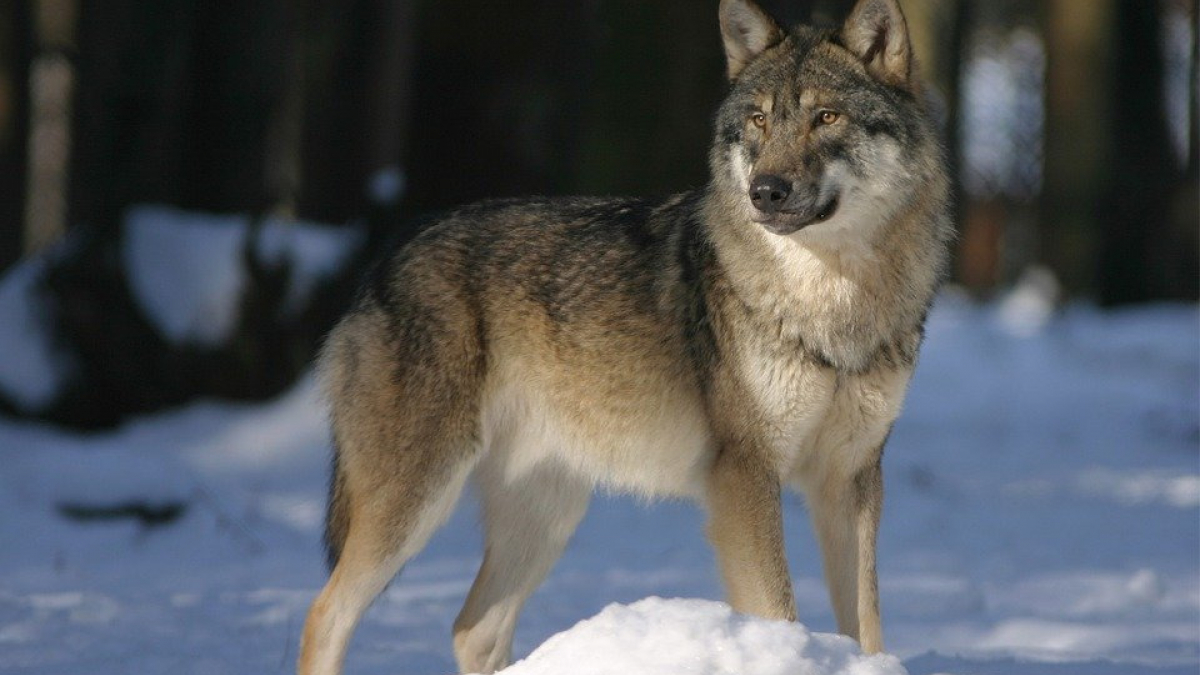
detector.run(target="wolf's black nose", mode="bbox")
[749,175,791,213]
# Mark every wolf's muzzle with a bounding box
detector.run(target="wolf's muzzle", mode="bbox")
[749,174,791,215]
[749,176,841,235]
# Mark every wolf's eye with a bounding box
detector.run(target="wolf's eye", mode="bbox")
[750,112,767,129]
[817,110,840,126]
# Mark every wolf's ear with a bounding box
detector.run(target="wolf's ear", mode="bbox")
[719,0,784,80]
[841,0,912,88]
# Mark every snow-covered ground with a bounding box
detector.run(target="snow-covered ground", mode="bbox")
[0,295,1196,674]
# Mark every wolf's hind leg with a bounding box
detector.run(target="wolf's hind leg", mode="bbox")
[298,305,484,675]
[298,454,475,675]
[297,517,402,675]
[453,460,591,674]
[300,285,487,667]
[808,458,884,654]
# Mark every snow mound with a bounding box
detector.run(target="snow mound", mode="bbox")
[123,204,364,347]
[490,598,907,675]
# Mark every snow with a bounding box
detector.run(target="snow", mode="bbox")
[123,204,364,347]
[489,597,906,675]
[995,265,1060,337]
[0,252,75,412]
[123,206,246,346]
[0,297,1196,674]
[368,165,406,205]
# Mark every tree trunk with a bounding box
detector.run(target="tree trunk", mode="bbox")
[263,0,306,217]
[0,0,31,272]
[177,1,287,215]
[295,2,368,223]
[575,0,718,196]
[903,0,973,289]
[403,0,598,211]
[361,0,419,237]
[1040,0,1114,298]
[69,0,197,236]
[1095,0,1182,305]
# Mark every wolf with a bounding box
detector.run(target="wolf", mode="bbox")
[298,0,951,672]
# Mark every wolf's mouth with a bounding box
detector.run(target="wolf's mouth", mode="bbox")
[811,196,840,223]
[759,195,840,235]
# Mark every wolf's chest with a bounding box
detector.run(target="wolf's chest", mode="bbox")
[735,340,912,479]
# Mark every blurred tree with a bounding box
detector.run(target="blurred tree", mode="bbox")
[1096,0,1191,305]
[177,1,289,215]
[575,0,717,197]
[1041,0,1114,299]
[263,4,303,218]
[295,0,418,231]
[23,0,72,253]
[1191,0,1199,174]
[362,0,418,231]
[69,0,188,235]
[904,0,971,287]
[7,0,1197,428]
[1043,0,1196,304]
[404,0,598,211]
[0,0,31,272]
[70,0,293,226]
[1169,0,1199,301]
[43,0,382,428]
[295,2,369,223]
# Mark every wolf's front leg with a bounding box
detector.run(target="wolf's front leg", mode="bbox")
[705,449,796,621]
[808,457,884,654]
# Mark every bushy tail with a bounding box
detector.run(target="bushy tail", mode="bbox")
[324,446,351,571]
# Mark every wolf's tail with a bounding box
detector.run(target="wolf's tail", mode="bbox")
[323,445,351,571]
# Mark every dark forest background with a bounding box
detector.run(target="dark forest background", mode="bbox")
[0,0,1196,429]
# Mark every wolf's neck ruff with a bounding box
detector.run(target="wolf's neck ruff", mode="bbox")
[701,177,946,374]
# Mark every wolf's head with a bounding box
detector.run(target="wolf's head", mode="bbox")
[711,0,946,247]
